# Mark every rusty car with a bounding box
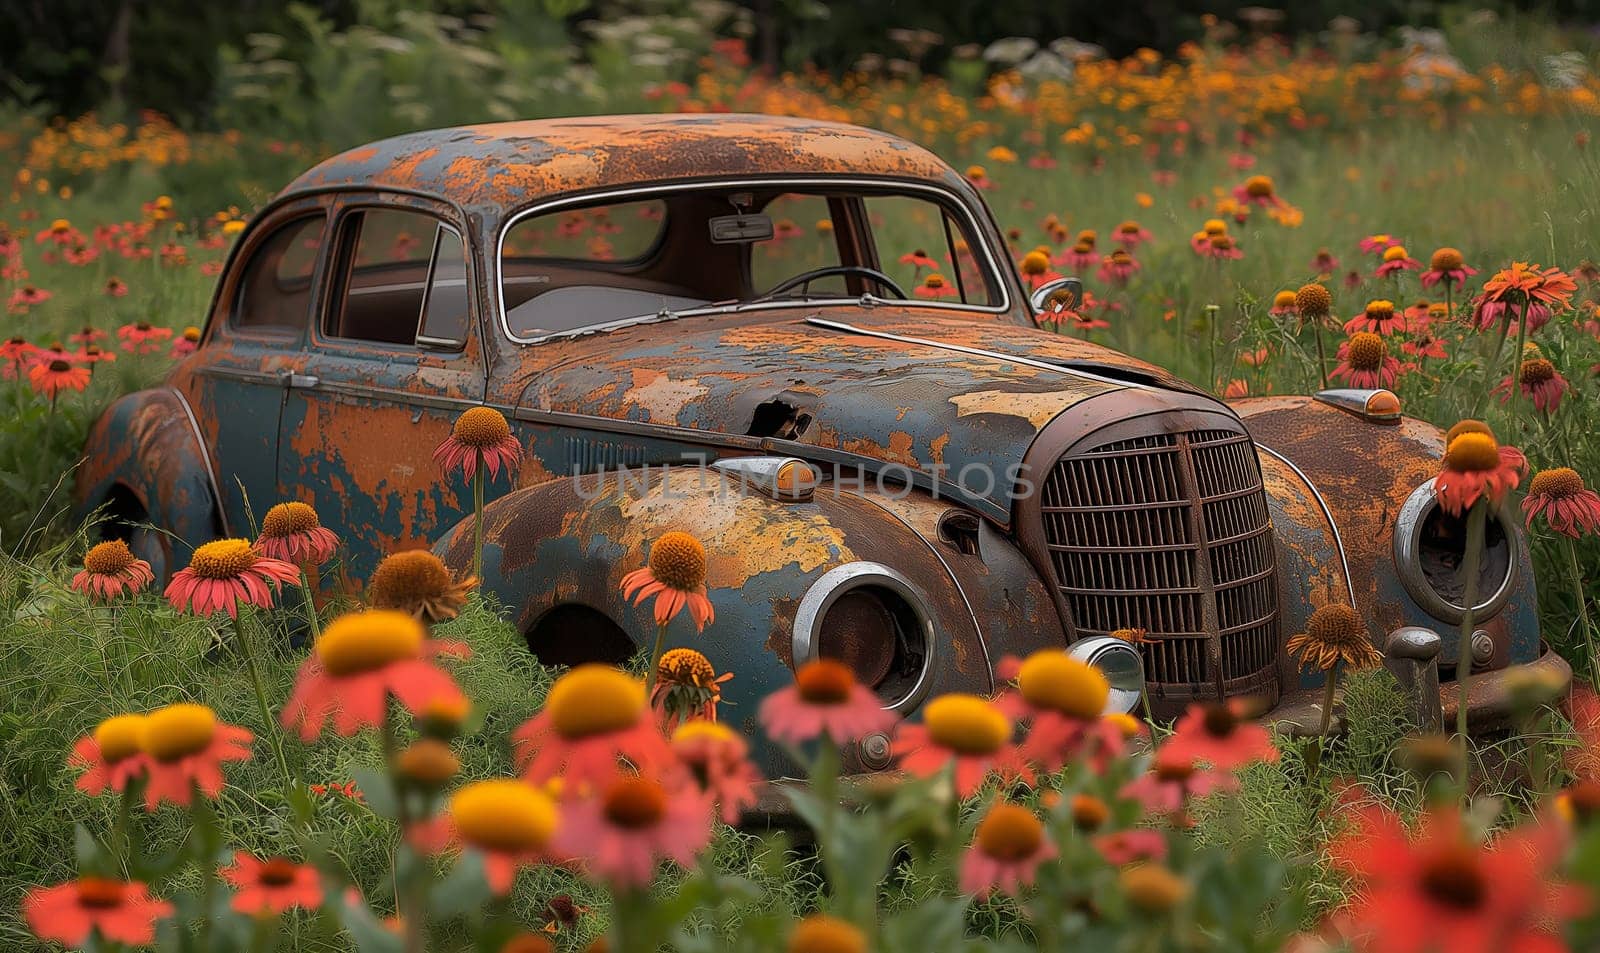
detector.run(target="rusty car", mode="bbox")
[76,114,1569,777]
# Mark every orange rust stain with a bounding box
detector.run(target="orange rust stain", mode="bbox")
[384,147,441,188]
[949,389,1090,428]
[620,368,709,421]
[838,430,918,467]
[930,432,950,466]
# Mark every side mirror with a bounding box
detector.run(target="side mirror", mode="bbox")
[1030,276,1084,317]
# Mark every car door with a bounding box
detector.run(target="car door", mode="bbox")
[182,200,330,536]
[276,194,487,582]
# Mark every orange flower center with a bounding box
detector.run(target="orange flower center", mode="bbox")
[396,738,461,786]
[788,915,867,953]
[1202,219,1227,236]
[261,501,320,537]
[258,858,300,886]
[657,647,716,687]
[1365,299,1395,320]
[1077,229,1097,243]
[450,779,558,853]
[1017,651,1108,719]
[648,531,707,591]
[1071,794,1110,830]
[795,659,856,704]
[1382,245,1409,263]
[452,406,512,448]
[1444,419,1494,444]
[1020,250,1050,275]
[922,694,1010,755]
[135,321,152,331]
[602,776,668,830]
[545,665,645,739]
[315,609,425,676]
[188,539,258,579]
[1418,844,1487,911]
[76,877,126,908]
[1519,358,1556,385]
[140,703,217,762]
[1346,332,1387,370]
[1244,175,1274,197]
[183,326,201,342]
[1530,467,1585,500]
[369,550,455,605]
[1119,221,1141,234]
[93,714,147,762]
[924,274,946,288]
[1108,249,1132,265]
[1072,240,1093,253]
[84,539,137,575]
[1443,432,1502,473]
[975,802,1043,860]
[1208,234,1233,250]
[1272,290,1297,309]
[1306,604,1365,649]
[1295,283,1332,316]
[1121,864,1189,912]
[1155,754,1197,782]
[1431,247,1464,271]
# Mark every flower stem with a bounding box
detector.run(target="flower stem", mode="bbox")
[472,462,485,582]
[1313,319,1329,388]
[1565,536,1600,694]
[1454,501,1487,788]
[297,567,322,640]
[1506,297,1532,433]
[643,621,668,695]
[231,614,296,796]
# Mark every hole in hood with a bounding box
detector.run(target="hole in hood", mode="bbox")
[747,397,813,439]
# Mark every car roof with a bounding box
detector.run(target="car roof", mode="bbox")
[281,114,963,212]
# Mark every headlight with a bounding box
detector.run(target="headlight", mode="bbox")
[1067,636,1145,715]
[792,562,933,712]
[1394,477,1517,624]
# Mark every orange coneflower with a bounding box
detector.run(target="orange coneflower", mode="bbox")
[670,721,759,825]
[411,779,559,895]
[1359,234,1401,255]
[1494,357,1569,413]
[758,659,898,747]
[1200,233,1244,260]
[1163,700,1279,772]
[28,358,90,401]
[23,878,174,948]
[1232,174,1283,208]
[554,773,713,888]
[256,501,339,567]
[1420,247,1478,290]
[1482,262,1578,313]
[650,647,732,728]
[893,693,1032,798]
[914,273,959,299]
[137,702,254,810]
[367,549,476,623]
[8,285,51,312]
[1332,333,1401,389]
[1097,249,1139,285]
[164,538,300,617]
[68,714,149,797]
[898,249,938,271]
[1345,300,1404,335]
[514,664,672,788]
[220,854,324,917]
[1269,290,1298,317]
[281,609,468,740]
[621,531,714,632]
[71,540,154,602]
[960,801,1058,900]
[1115,220,1151,249]
[117,321,172,354]
[103,277,128,297]
[69,325,106,345]
[1435,429,1526,517]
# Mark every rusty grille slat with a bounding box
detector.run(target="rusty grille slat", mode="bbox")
[1044,420,1280,706]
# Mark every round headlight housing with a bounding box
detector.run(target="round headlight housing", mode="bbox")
[1066,636,1146,715]
[1394,477,1517,625]
[793,562,934,712]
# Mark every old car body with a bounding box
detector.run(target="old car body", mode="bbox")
[76,114,1569,778]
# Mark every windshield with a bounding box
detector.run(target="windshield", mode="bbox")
[498,182,1005,340]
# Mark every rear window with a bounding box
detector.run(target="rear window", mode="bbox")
[325,207,471,349]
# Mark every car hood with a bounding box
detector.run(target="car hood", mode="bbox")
[509,308,1207,523]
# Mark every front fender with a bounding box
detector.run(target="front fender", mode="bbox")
[437,468,1002,776]
[74,388,224,572]
[1236,395,1539,685]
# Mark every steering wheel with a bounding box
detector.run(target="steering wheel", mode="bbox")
[759,265,909,301]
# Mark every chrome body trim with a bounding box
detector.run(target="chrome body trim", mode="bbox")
[166,387,230,535]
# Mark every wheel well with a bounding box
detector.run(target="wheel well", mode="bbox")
[98,484,148,542]
[524,604,635,668]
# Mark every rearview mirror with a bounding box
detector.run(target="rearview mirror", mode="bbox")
[708,213,775,244]
[1030,276,1084,316]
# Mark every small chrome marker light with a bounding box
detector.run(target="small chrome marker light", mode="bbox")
[1067,636,1146,715]
[1314,387,1402,423]
[710,456,819,502]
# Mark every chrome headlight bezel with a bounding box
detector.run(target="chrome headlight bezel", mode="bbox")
[1393,477,1518,624]
[792,561,935,713]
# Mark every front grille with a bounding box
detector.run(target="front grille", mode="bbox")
[1039,424,1280,706]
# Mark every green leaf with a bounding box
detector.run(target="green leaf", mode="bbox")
[432,850,491,918]
[349,765,398,820]
[337,890,405,953]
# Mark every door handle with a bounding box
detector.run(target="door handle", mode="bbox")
[279,371,319,390]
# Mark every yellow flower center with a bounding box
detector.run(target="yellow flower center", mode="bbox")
[84,540,137,576]
[788,915,867,953]
[1244,175,1274,197]
[261,501,320,538]
[450,779,558,853]
[1016,651,1109,720]
[1294,283,1332,316]
[545,665,646,739]
[1071,794,1110,830]
[648,531,707,591]
[1072,239,1093,253]
[922,694,1010,755]
[966,165,986,179]
[1365,299,1395,319]
[795,659,856,705]
[183,326,201,342]
[657,647,716,687]
[1431,247,1464,271]
[369,550,454,605]
[1346,332,1387,371]
[396,739,461,786]
[94,714,147,762]
[1382,245,1409,263]
[141,703,217,762]
[50,219,71,233]
[1020,250,1050,275]
[601,776,668,829]
[1519,358,1556,386]
[672,720,737,746]
[1530,467,1585,500]
[315,610,425,676]
[187,539,259,580]
[1121,864,1190,912]
[974,802,1044,861]
[1444,419,1494,445]
[1418,844,1487,911]
[452,406,512,448]
[1443,432,1502,473]
[1272,290,1297,309]
[924,274,946,289]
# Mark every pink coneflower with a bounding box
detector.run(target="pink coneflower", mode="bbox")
[1403,300,1433,329]
[1332,333,1402,389]
[23,878,174,948]
[411,779,558,895]
[1163,700,1279,772]
[164,538,300,617]
[1524,468,1600,538]
[992,651,1120,775]
[434,406,522,480]
[1018,249,1062,289]
[1061,240,1098,271]
[965,165,992,189]
[894,693,1031,798]
[898,249,939,271]
[1114,220,1151,249]
[117,322,173,354]
[1199,233,1243,260]
[8,285,51,313]
[28,359,91,400]
[1495,358,1569,413]
[68,714,149,796]
[1344,300,1405,335]
[1028,154,1058,170]
[1095,828,1169,866]
[71,540,154,602]
[171,326,201,357]
[1403,333,1448,361]
[670,721,760,825]
[1121,748,1236,824]
[960,801,1057,899]
[1097,249,1140,285]
[1269,290,1299,318]
[622,531,713,632]
[555,774,713,887]
[104,277,128,297]
[1420,247,1478,290]
[1359,234,1401,255]
[1232,175,1284,208]
[1310,248,1340,274]
[1375,245,1422,278]
[514,665,672,788]
[256,501,340,567]
[914,273,959,299]
[758,659,898,746]
[68,326,107,345]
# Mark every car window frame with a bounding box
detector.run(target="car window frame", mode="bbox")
[221,208,331,345]
[493,176,1019,346]
[314,194,479,361]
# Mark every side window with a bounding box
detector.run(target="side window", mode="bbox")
[233,215,325,332]
[328,207,470,349]
[750,194,842,294]
[865,196,1000,306]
